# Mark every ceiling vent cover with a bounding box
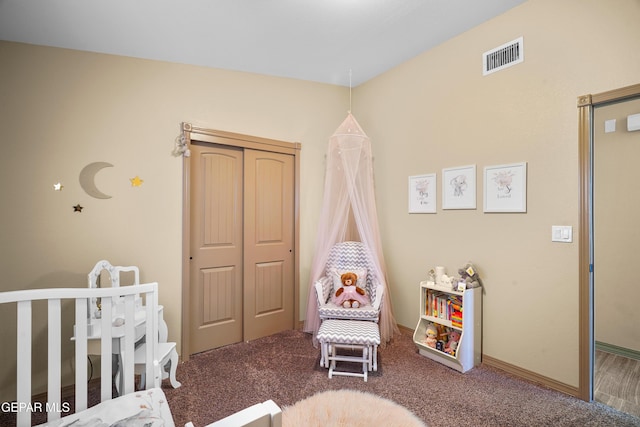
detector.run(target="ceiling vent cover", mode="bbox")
[483,37,523,76]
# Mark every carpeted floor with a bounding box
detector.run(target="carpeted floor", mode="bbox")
[164,328,640,427]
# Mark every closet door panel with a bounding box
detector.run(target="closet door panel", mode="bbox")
[189,142,243,353]
[244,149,295,341]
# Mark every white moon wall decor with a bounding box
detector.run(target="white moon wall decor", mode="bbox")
[79,162,114,199]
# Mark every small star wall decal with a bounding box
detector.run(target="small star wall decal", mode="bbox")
[53,182,64,191]
[73,204,83,212]
[130,176,144,187]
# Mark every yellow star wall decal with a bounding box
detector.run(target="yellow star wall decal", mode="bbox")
[130,176,144,187]
[53,182,64,191]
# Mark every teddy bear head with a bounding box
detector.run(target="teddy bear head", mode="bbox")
[340,272,358,287]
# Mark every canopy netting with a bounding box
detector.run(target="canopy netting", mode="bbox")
[303,113,399,344]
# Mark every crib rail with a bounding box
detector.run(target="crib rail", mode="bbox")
[0,283,159,427]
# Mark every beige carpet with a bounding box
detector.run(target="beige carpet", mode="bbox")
[282,389,426,427]
[158,329,640,427]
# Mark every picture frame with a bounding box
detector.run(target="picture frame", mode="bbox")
[442,165,476,210]
[483,162,527,213]
[408,173,437,213]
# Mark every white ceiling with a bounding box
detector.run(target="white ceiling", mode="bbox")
[0,0,526,87]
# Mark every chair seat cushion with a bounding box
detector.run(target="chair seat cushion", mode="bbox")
[317,319,380,346]
[319,302,379,321]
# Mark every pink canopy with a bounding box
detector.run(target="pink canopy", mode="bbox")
[303,113,398,344]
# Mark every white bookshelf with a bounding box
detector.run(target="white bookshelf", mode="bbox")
[412,281,482,373]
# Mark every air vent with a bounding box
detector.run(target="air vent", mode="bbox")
[483,37,523,76]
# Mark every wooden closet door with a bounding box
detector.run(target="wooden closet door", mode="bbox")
[189,143,295,354]
[243,149,295,341]
[189,142,243,353]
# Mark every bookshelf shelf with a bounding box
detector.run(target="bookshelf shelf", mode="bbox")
[412,280,482,373]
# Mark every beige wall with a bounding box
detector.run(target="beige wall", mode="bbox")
[354,0,640,388]
[0,41,345,397]
[594,98,640,352]
[1,0,640,399]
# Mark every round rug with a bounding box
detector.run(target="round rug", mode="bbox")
[282,389,426,427]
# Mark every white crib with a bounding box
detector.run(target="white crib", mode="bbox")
[0,283,174,426]
[1,283,282,427]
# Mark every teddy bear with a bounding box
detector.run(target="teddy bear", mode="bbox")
[333,272,369,308]
[457,262,482,289]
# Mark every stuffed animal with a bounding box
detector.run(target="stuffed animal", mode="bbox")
[440,274,454,290]
[457,262,482,289]
[333,272,369,308]
[424,324,438,348]
[445,330,461,356]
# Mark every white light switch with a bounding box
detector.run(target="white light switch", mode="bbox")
[605,119,616,133]
[628,113,640,132]
[552,225,572,243]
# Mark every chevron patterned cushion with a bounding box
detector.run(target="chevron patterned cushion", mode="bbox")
[317,319,380,346]
[318,303,379,321]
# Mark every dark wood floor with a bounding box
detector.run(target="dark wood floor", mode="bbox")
[595,349,640,418]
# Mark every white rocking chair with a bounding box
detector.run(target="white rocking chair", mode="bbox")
[314,241,384,323]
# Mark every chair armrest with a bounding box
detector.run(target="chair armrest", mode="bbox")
[370,283,384,310]
[314,276,332,306]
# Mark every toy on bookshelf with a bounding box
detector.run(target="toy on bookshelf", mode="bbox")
[427,268,436,285]
[424,323,438,348]
[426,262,483,292]
[444,329,461,356]
[423,322,459,355]
[456,262,482,290]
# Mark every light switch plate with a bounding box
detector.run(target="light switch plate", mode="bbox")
[552,225,572,243]
[628,113,640,132]
[605,119,616,133]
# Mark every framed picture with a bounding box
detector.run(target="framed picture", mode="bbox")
[483,162,527,212]
[408,174,437,213]
[442,165,476,210]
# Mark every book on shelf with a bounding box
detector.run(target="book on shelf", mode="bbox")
[451,312,463,328]
[424,288,464,327]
